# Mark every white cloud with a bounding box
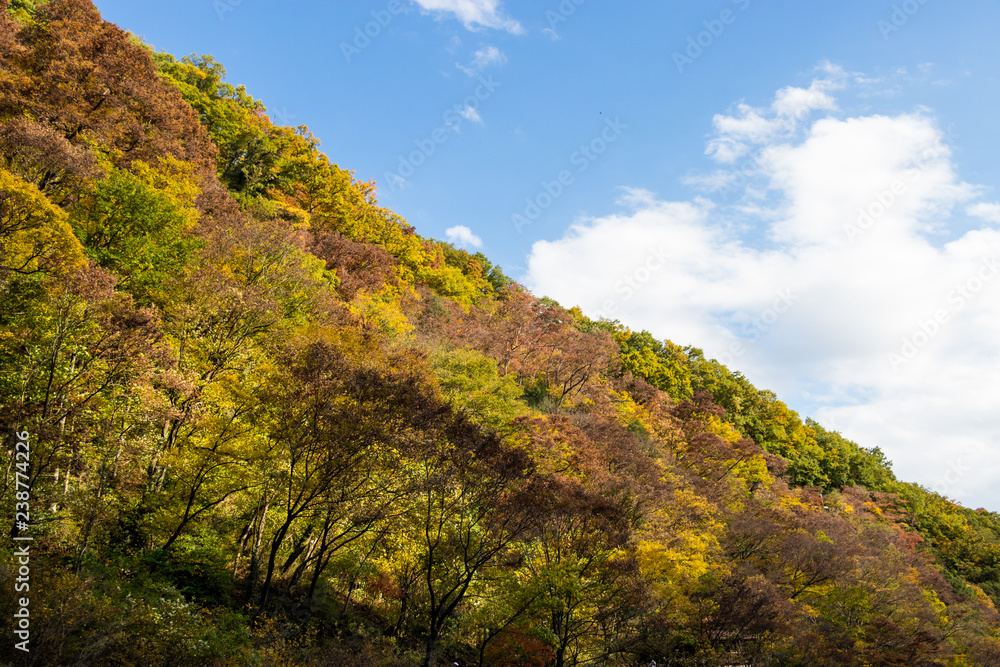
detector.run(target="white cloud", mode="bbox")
[525,68,1000,510]
[772,81,839,119]
[446,225,483,248]
[706,65,845,164]
[681,170,739,193]
[968,202,1000,224]
[458,105,482,124]
[458,45,506,76]
[411,0,523,34]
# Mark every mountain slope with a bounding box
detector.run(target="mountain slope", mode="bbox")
[1,2,999,665]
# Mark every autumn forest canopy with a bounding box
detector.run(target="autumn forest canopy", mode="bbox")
[0,1,999,665]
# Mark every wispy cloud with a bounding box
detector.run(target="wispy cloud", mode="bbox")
[968,202,1000,225]
[458,105,483,124]
[681,170,739,193]
[411,0,523,34]
[706,63,845,164]
[458,46,506,76]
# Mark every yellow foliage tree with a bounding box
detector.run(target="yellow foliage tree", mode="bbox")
[0,166,86,283]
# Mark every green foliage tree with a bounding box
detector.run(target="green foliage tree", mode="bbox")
[429,346,527,433]
[72,160,202,303]
[596,321,693,401]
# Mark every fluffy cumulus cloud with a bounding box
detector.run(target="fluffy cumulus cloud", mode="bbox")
[446,225,483,248]
[706,64,845,164]
[525,65,1000,510]
[411,0,523,34]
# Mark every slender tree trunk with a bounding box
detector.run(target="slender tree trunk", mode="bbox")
[259,512,298,607]
[161,473,203,551]
[423,634,438,667]
[247,492,271,604]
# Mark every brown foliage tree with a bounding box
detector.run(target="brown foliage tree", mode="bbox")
[670,390,764,488]
[413,408,536,667]
[448,289,618,409]
[0,118,103,206]
[311,229,399,299]
[0,0,215,171]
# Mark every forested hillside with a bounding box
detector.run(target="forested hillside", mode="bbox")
[1,2,999,665]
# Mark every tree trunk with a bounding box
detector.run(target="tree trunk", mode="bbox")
[423,635,438,667]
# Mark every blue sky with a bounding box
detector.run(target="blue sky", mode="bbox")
[93,0,1000,510]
